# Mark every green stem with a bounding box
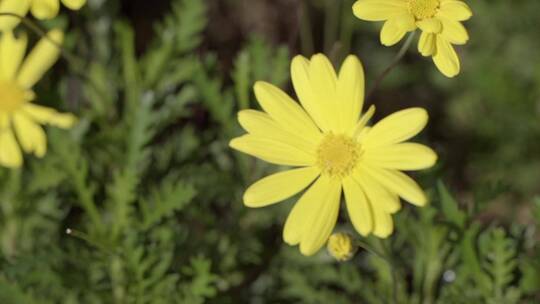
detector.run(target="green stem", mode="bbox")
[339,0,355,56]
[378,239,399,304]
[366,31,416,102]
[355,239,385,259]
[355,238,399,303]
[66,228,115,255]
[299,0,314,56]
[70,163,103,231]
[323,0,341,54]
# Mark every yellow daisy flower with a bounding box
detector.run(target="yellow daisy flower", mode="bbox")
[0,29,76,168]
[230,54,437,256]
[0,0,86,31]
[352,0,472,77]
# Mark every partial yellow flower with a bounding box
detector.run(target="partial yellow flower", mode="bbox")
[230,54,437,256]
[0,29,76,168]
[0,0,86,31]
[352,0,472,77]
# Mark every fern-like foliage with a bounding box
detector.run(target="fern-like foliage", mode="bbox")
[0,0,538,303]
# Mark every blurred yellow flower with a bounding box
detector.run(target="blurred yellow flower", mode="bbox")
[0,29,76,168]
[230,54,436,256]
[353,0,472,77]
[327,233,357,261]
[0,0,86,31]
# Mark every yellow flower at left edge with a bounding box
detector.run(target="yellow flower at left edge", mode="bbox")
[0,0,87,31]
[230,54,437,256]
[352,0,472,78]
[0,29,76,168]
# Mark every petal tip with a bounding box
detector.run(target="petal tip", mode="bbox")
[373,230,393,239]
[242,192,256,207]
[299,242,318,256]
[229,137,242,150]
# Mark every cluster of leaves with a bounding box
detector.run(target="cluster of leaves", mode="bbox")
[0,0,538,303]
[250,183,538,304]
[1,0,215,302]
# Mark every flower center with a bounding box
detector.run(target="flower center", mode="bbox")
[408,0,440,20]
[0,81,27,113]
[317,134,360,178]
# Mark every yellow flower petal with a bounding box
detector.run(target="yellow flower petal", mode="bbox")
[353,105,375,138]
[283,176,323,245]
[299,176,341,256]
[0,114,23,168]
[418,31,436,56]
[13,112,46,157]
[16,29,63,89]
[438,0,472,21]
[353,0,409,21]
[353,171,401,213]
[362,108,428,148]
[380,18,407,46]
[308,54,340,132]
[30,0,59,20]
[337,55,365,133]
[439,17,469,45]
[283,193,311,246]
[342,177,373,236]
[363,143,437,171]
[238,109,320,152]
[394,13,416,31]
[283,176,340,252]
[417,18,442,34]
[22,104,76,128]
[359,163,428,206]
[253,81,321,142]
[433,36,460,78]
[371,204,394,238]
[230,135,315,167]
[0,0,31,31]
[243,167,320,208]
[61,0,86,10]
[0,31,27,81]
[291,56,328,131]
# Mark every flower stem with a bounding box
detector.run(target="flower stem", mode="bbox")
[378,239,399,304]
[366,31,416,102]
[355,238,399,303]
[299,0,315,56]
[66,228,115,255]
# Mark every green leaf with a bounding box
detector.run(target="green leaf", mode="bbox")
[233,50,251,109]
[437,181,466,229]
[140,176,196,229]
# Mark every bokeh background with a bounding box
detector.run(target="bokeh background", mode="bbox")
[0,0,539,303]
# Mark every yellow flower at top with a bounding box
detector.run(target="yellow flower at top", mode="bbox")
[0,29,76,168]
[0,0,86,31]
[230,54,437,256]
[352,0,472,77]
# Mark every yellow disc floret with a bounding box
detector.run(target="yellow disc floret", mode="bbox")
[0,81,27,113]
[317,134,360,178]
[408,0,440,20]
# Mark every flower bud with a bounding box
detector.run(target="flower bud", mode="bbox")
[327,232,357,262]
